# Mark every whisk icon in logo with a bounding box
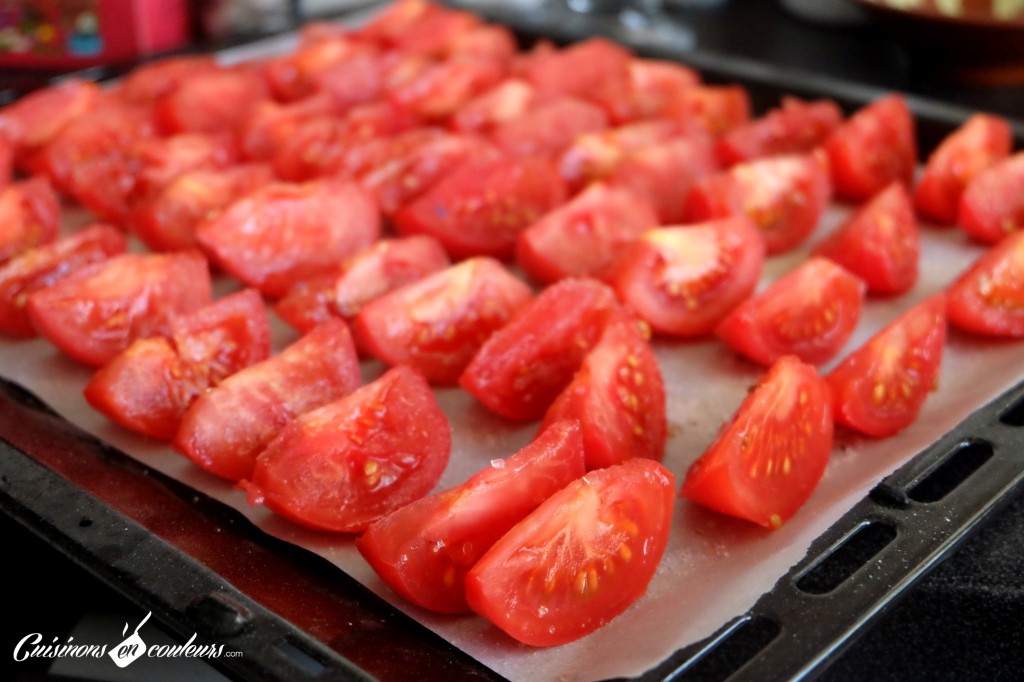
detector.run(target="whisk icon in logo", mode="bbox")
[108,611,151,668]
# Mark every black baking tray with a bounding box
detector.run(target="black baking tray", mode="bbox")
[4,3,1024,680]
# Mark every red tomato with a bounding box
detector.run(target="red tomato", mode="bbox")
[685,150,831,254]
[0,224,127,337]
[128,133,240,207]
[0,134,10,189]
[957,152,1024,245]
[825,94,917,202]
[516,184,659,285]
[521,37,632,102]
[237,95,339,161]
[813,182,920,295]
[947,230,1024,337]
[681,355,833,529]
[312,50,389,112]
[465,458,674,647]
[393,155,567,259]
[388,7,481,57]
[659,85,751,138]
[244,365,451,533]
[557,119,681,192]
[154,65,270,135]
[271,273,340,335]
[356,419,586,613]
[196,180,381,298]
[84,289,271,440]
[112,56,220,105]
[826,294,946,437]
[461,278,623,421]
[610,217,765,338]
[540,316,666,470]
[173,319,362,482]
[913,113,1012,225]
[355,258,533,384]
[716,97,844,166]
[445,23,518,66]
[489,97,609,159]
[387,58,505,122]
[449,78,536,134]
[0,176,61,264]
[716,257,866,367]
[355,0,446,47]
[27,251,212,367]
[0,79,101,166]
[591,58,702,124]
[263,36,362,102]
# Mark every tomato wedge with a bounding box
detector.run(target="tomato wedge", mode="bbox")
[715,97,843,166]
[450,78,536,134]
[957,152,1024,245]
[490,96,609,159]
[716,257,866,367]
[812,182,920,296]
[659,85,751,138]
[680,355,833,529]
[356,419,586,613]
[826,294,946,438]
[947,230,1024,337]
[610,217,765,338]
[465,458,674,647]
[521,37,632,102]
[557,119,681,192]
[0,78,101,167]
[0,176,61,265]
[154,64,269,136]
[173,319,362,482]
[244,365,451,533]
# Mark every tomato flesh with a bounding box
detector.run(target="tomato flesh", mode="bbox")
[947,230,1024,337]
[957,152,1024,245]
[715,97,843,166]
[0,176,61,265]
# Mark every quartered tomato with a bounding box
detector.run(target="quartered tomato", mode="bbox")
[0,176,61,264]
[825,94,917,202]
[715,97,843,166]
[355,258,533,384]
[957,152,1024,245]
[0,78,101,166]
[84,289,271,440]
[813,182,920,296]
[947,230,1024,337]
[174,319,362,482]
[461,278,622,421]
[356,419,586,613]
[680,355,833,529]
[112,56,220,105]
[590,58,701,124]
[516,183,660,285]
[826,294,946,437]
[387,57,505,121]
[684,150,831,254]
[716,257,866,367]
[237,95,339,161]
[659,85,751,138]
[557,119,681,192]
[449,78,536,134]
[27,251,212,367]
[154,65,270,135]
[127,133,240,207]
[489,96,609,159]
[610,217,765,338]
[244,365,451,533]
[465,458,674,647]
[0,224,127,337]
[913,113,1012,225]
[263,35,362,102]
[540,316,666,470]
[521,37,632,102]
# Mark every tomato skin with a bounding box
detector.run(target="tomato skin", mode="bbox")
[0,224,127,337]
[465,458,675,647]
[521,37,632,102]
[659,85,751,138]
[128,133,241,207]
[716,258,866,367]
[540,316,667,470]
[681,355,833,529]
[356,419,586,613]
[490,97,610,159]
[27,251,212,367]
[826,294,947,438]
[947,230,1024,337]
[591,58,702,124]
[957,152,1024,245]
[355,258,533,385]
[387,57,505,122]
[825,94,917,202]
[0,176,61,264]
[461,278,622,421]
[557,119,681,193]
[0,79,101,166]
[196,180,381,299]
[154,65,270,136]
[715,97,843,166]
[174,319,362,482]
[611,217,765,338]
[245,365,451,533]
[813,182,920,296]
[449,78,536,134]
[913,113,1012,225]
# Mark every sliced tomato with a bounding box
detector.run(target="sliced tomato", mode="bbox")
[913,113,1012,225]
[516,184,659,285]
[0,134,10,189]
[312,50,389,112]
[173,319,362,482]
[825,94,917,202]
[355,0,447,47]
[680,355,832,529]
[826,294,946,437]
[272,273,341,335]
[659,85,751,138]
[112,56,220,105]
[449,78,537,134]
[590,58,702,124]
[461,278,622,421]
[26,251,212,367]
[716,257,866,367]
[263,35,362,102]
[557,119,681,193]
[392,155,567,259]
[947,230,1024,337]
[357,419,586,614]
[127,133,240,207]
[154,64,270,135]
[387,57,505,122]
[610,217,765,338]
[684,150,831,254]
[813,182,920,295]
[489,97,609,159]
[445,23,518,64]
[387,6,481,57]
[84,289,271,440]
[465,458,674,647]
[0,78,101,167]
[957,152,1024,245]
[244,365,451,533]
[354,258,533,384]
[540,315,666,470]
[237,94,340,161]
[196,180,381,298]
[0,224,127,337]
[0,176,61,264]
[715,97,843,166]
[521,37,632,103]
